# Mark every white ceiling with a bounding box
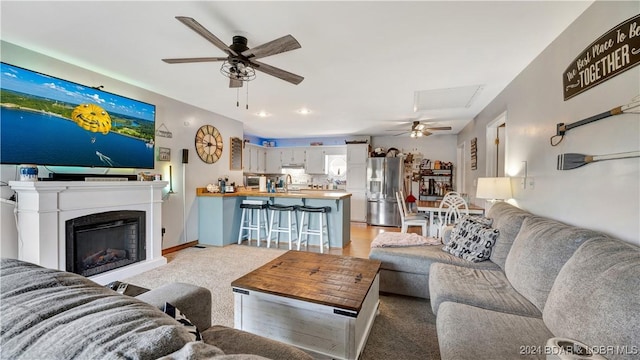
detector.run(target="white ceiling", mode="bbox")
[0,1,593,139]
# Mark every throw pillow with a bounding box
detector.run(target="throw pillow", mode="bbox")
[163,302,202,342]
[443,216,499,262]
[462,215,494,227]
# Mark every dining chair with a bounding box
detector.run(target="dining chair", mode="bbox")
[396,191,428,235]
[399,190,418,217]
[434,192,469,239]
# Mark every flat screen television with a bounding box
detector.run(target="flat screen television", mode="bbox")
[0,62,156,169]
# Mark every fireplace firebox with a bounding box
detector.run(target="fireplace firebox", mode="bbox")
[66,211,146,277]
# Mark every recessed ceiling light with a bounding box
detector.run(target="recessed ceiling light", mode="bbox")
[297,108,311,115]
[256,111,270,117]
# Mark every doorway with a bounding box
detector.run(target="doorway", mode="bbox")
[486,111,507,177]
[456,142,466,194]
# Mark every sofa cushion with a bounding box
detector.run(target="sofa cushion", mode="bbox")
[429,263,540,317]
[543,237,640,360]
[369,245,500,275]
[0,258,195,360]
[486,202,530,269]
[443,216,499,262]
[437,302,553,360]
[504,216,604,312]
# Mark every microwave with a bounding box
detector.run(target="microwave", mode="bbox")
[245,176,261,189]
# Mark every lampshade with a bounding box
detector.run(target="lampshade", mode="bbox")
[476,177,512,200]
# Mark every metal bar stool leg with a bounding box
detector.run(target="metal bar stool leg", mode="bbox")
[267,208,276,248]
[297,211,307,251]
[287,210,294,250]
[237,207,248,245]
[318,212,324,254]
[260,207,269,247]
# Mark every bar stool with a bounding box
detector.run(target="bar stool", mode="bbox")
[237,200,269,246]
[266,203,299,250]
[297,205,331,253]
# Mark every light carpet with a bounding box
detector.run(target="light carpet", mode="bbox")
[124,245,440,359]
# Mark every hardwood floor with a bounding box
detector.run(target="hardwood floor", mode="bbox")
[258,221,421,259]
[166,222,421,260]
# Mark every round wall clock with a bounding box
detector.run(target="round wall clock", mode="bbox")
[194,125,223,164]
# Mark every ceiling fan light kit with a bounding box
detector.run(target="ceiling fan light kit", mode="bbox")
[162,16,304,108]
[402,120,451,138]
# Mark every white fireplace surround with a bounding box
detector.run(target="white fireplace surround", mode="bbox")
[9,181,168,284]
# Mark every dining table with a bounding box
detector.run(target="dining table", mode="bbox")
[416,200,485,237]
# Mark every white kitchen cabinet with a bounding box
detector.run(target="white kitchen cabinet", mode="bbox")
[306,148,327,174]
[256,148,266,173]
[346,164,366,191]
[265,148,281,174]
[346,143,369,222]
[346,144,368,191]
[244,144,266,173]
[347,143,368,165]
[280,148,306,166]
[243,145,251,172]
[349,190,367,222]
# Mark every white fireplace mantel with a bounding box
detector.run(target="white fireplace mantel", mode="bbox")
[9,180,168,284]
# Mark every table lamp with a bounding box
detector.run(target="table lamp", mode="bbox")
[476,177,512,202]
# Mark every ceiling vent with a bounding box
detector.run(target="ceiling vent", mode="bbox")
[413,84,484,112]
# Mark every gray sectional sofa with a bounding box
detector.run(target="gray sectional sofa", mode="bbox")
[0,258,312,360]
[369,202,640,360]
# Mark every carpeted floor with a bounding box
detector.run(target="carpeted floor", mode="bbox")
[124,245,440,359]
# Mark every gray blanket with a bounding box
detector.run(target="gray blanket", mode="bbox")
[0,258,203,359]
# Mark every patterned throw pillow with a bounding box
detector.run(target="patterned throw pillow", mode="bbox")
[163,302,202,341]
[443,216,499,262]
[463,215,493,227]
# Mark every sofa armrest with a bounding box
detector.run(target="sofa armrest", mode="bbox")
[202,325,313,360]
[136,282,211,331]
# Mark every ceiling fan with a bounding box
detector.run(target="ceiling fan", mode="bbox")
[162,16,304,88]
[392,121,452,137]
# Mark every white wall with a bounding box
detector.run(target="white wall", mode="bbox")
[458,1,640,245]
[1,41,245,252]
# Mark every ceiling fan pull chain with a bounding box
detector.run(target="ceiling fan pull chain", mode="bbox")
[246,81,249,110]
[236,88,240,107]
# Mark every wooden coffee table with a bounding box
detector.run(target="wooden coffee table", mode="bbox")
[231,251,381,360]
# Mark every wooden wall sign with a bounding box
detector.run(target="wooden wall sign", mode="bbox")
[230,137,243,171]
[470,137,478,171]
[563,14,640,101]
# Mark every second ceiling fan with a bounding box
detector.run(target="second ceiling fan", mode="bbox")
[397,121,452,137]
[162,16,304,88]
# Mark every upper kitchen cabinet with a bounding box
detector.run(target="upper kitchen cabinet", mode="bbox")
[347,143,368,165]
[306,148,327,174]
[265,148,281,174]
[280,148,306,167]
[243,143,266,173]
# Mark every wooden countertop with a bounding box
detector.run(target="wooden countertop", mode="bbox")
[196,187,351,200]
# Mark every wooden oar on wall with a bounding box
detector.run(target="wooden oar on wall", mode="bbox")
[557,151,640,170]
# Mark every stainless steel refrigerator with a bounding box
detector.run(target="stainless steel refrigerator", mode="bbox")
[366,157,403,227]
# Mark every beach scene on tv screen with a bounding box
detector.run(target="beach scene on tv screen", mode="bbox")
[0,62,156,169]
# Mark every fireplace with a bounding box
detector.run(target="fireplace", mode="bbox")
[9,181,167,284]
[66,211,146,277]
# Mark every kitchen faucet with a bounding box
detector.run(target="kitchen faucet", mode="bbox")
[285,174,293,192]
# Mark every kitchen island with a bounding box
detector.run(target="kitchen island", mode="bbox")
[197,188,351,248]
